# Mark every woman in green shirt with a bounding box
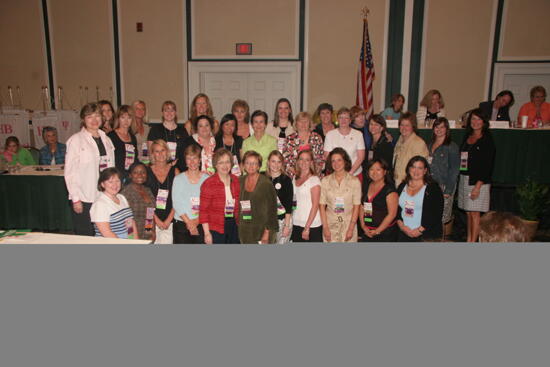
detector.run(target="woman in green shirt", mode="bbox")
[241,110,277,172]
[2,136,36,166]
[238,150,279,244]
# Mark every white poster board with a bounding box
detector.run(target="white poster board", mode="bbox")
[0,110,30,147]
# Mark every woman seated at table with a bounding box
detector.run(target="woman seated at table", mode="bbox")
[98,100,115,133]
[232,99,253,139]
[381,93,405,121]
[132,100,150,163]
[266,98,295,151]
[393,112,429,186]
[108,105,138,181]
[517,85,550,128]
[2,136,36,166]
[176,115,216,174]
[283,112,324,178]
[396,156,444,242]
[428,117,460,231]
[319,148,362,243]
[238,151,279,244]
[367,114,394,170]
[266,150,293,244]
[313,103,336,141]
[215,113,243,175]
[200,148,241,244]
[241,110,277,172]
[292,149,323,243]
[39,126,66,165]
[121,162,155,242]
[416,89,446,128]
[172,145,209,244]
[65,102,115,236]
[478,90,514,122]
[147,101,188,163]
[185,93,219,135]
[360,158,398,242]
[90,167,138,239]
[145,139,179,244]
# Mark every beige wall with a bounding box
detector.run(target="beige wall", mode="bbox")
[500,0,550,58]
[193,0,297,58]
[422,0,494,120]
[0,0,48,109]
[307,0,386,113]
[119,0,186,121]
[49,0,114,109]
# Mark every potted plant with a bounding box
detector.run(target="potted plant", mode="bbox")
[515,178,549,241]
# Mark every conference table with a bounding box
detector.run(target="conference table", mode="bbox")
[0,231,152,244]
[1,127,549,232]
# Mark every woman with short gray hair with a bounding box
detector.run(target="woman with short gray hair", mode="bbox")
[39,126,66,165]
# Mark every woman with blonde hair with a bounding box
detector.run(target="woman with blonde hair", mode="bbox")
[131,99,150,163]
[283,111,324,178]
[266,150,293,244]
[185,93,219,135]
[416,89,446,128]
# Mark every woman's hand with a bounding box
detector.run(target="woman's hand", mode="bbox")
[344,227,354,242]
[323,226,331,242]
[302,227,310,241]
[204,231,213,244]
[282,224,291,238]
[470,187,480,200]
[186,219,199,236]
[366,228,378,238]
[443,194,450,199]
[72,201,83,214]
[409,228,423,238]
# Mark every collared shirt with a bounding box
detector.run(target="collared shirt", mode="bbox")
[242,133,277,172]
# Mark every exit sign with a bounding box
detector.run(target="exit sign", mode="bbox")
[236,43,252,55]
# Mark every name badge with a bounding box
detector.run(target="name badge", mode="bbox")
[292,194,297,211]
[99,155,109,172]
[460,151,468,171]
[141,142,150,164]
[124,144,136,170]
[276,197,286,216]
[144,207,154,231]
[156,189,169,210]
[240,200,252,220]
[363,202,373,223]
[167,141,177,161]
[334,197,345,214]
[368,150,374,161]
[231,155,241,176]
[126,218,134,239]
[277,137,286,152]
[427,155,433,165]
[404,200,415,217]
[225,198,235,218]
[190,197,200,219]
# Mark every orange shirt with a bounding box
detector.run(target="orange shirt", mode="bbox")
[517,102,550,128]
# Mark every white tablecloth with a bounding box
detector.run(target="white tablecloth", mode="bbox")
[0,232,152,244]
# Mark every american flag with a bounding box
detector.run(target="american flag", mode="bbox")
[356,16,375,119]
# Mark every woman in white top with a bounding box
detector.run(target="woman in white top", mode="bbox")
[323,107,366,179]
[65,102,115,236]
[416,89,446,128]
[266,98,296,151]
[291,149,322,242]
[90,167,138,239]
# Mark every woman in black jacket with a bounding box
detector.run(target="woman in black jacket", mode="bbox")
[458,108,496,242]
[396,156,444,241]
[478,90,514,122]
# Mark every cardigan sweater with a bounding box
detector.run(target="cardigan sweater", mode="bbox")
[459,132,496,186]
[199,173,240,234]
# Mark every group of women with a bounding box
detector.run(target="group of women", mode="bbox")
[59,89,501,243]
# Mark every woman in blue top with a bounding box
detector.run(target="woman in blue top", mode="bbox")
[381,93,405,120]
[39,126,66,165]
[428,117,460,227]
[172,144,208,244]
[396,156,443,242]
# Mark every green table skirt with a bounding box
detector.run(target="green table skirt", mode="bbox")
[388,128,550,184]
[0,175,73,231]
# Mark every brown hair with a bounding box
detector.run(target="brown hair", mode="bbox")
[266,150,287,177]
[295,149,317,178]
[273,98,294,127]
[79,102,101,128]
[231,99,250,123]
[242,150,263,171]
[190,93,214,120]
[530,85,547,100]
[325,147,352,174]
[479,211,529,242]
[419,89,445,108]
[113,105,137,134]
[398,111,418,132]
[161,100,178,124]
[212,148,232,168]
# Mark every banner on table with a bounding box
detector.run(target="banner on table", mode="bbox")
[0,110,30,147]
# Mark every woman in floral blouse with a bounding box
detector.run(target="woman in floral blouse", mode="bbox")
[283,112,324,178]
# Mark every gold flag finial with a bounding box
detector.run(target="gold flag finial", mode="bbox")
[361,6,370,19]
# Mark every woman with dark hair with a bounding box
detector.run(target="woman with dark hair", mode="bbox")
[241,110,277,172]
[428,117,459,227]
[121,162,156,242]
[65,102,115,236]
[478,90,514,122]
[147,101,188,163]
[238,151,279,244]
[215,113,243,175]
[39,126,66,165]
[319,148,362,242]
[90,167,138,239]
[98,100,115,133]
[360,158,398,242]
[2,136,36,166]
[392,112,429,186]
[517,86,550,128]
[396,156,444,241]
[232,99,253,139]
[172,144,209,244]
[367,114,394,169]
[267,98,295,152]
[176,115,216,174]
[381,93,405,120]
[266,150,293,244]
[416,89,446,128]
[313,103,335,141]
[458,108,496,242]
[185,93,219,135]
[108,105,138,180]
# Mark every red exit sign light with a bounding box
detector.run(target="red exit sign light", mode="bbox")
[236,43,252,55]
